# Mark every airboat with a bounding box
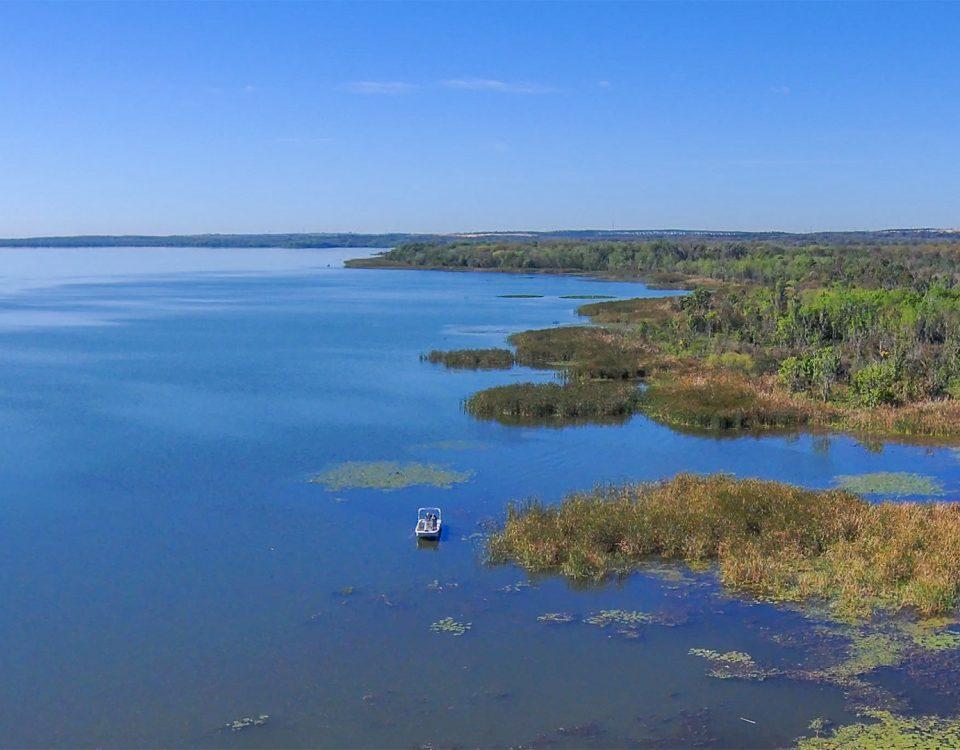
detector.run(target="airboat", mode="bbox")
[415,507,442,540]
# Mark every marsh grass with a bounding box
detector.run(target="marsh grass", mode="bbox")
[509,326,647,380]
[639,371,813,431]
[487,473,960,618]
[464,382,639,424]
[422,348,515,369]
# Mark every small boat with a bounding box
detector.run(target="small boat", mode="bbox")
[415,507,442,539]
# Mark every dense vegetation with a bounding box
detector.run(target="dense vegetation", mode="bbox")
[421,348,515,369]
[464,381,638,424]
[398,237,960,437]
[488,474,960,618]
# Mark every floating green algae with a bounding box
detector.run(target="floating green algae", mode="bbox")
[827,633,905,680]
[224,714,269,732]
[537,612,576,624]
[310,461,472,490]
[584,610,656,627]
[900,619,960,651]
[688,648,766,680]
[430,617,471,636]
[796,710,960,749]
[560,294,615,300]
[833,472,945,496]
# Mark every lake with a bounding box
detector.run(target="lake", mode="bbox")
[1,247,958,748]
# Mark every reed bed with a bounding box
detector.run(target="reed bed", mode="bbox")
[465,381,639,423]
[422,348,515,369]
[638,371,818,431]
[509,326,646,380]
[488,473,960,618]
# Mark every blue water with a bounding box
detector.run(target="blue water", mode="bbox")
[0,248,956,747]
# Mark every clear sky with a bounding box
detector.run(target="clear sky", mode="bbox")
[1,1,958,236]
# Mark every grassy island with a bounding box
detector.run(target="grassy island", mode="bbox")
[487,473,960,619]
[388,237,960,438]
[422,348,515,369]
[465,381,638,424]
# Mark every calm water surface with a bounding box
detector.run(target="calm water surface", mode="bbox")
[0,248,957,748]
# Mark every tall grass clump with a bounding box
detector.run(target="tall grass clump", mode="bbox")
[639,371,816,431]
[465,381,639,424]
[488,473,960,618]
[422,348,515,369]
[509,326,645,380]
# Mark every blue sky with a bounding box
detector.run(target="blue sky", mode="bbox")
[1,1,958,236]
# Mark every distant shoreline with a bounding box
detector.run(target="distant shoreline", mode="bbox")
[1,227,958,248]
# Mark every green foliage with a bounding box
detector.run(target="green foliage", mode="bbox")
[779,348,841,401]
[850,361,901,406]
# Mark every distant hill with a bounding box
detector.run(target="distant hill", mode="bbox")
[0,228,957,248]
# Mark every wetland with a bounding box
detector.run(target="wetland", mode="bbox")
[3,246,960,747]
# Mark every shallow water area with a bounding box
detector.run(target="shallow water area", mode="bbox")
[1,247,959,748]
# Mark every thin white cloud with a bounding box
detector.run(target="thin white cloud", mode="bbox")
[440,78,558,94]
[770,85,791,96]
[597,80,612,89]
[341,81,419,95]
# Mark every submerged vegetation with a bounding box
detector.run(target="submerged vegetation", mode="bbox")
[834,472,946,497]
[487,474,960,618]
[395,237,960,438]
[310,461,472,490]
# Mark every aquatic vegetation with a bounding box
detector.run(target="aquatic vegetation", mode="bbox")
[335,586,355,597]
[310,461,472,490]
[224,714,269,732]
[900,619,960,651]
[421,348,515,369]
[537,612,575,624]
[834,472,945,497]
[688,648,766,680]
[509,326,646,380]
[796,710,960,749]
[827,633,905,680]
[487,473,960,617]
[465,381,639,424]
[560,294,615,300]
[584,609,656,627]
[639,370,812,431]
[498,580,535,593]
[430,617,471,636]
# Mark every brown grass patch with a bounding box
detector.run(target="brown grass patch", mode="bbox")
[488,473,960,618]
